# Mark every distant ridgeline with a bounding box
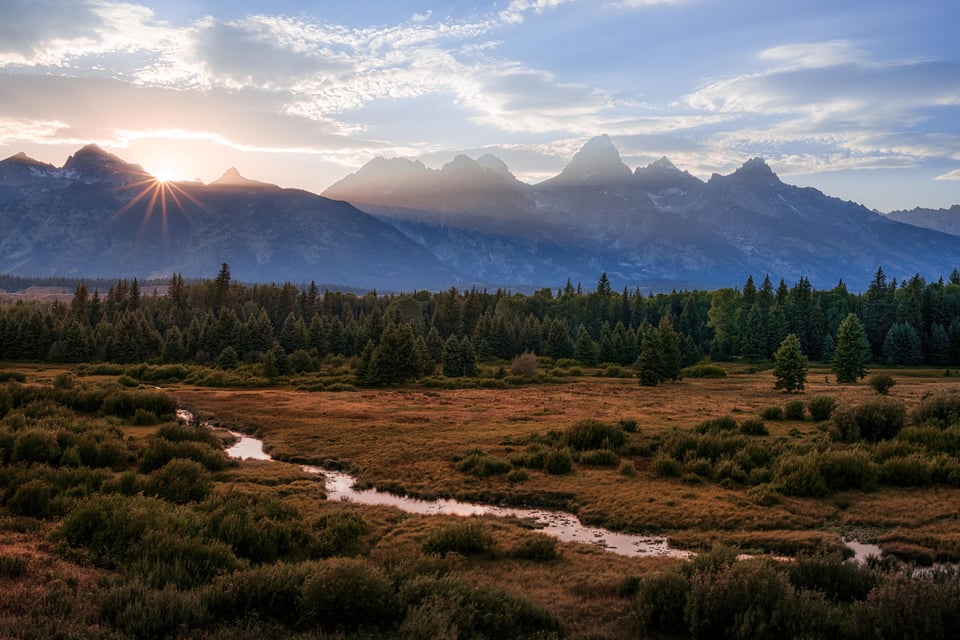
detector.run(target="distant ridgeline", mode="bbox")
[2,265,960,383]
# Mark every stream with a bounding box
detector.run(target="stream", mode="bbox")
[182,410,875,562]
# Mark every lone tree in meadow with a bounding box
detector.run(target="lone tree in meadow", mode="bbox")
[833,313,871,383]
[773,333,807,393]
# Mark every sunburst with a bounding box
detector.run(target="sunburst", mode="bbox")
[114,170,210,251]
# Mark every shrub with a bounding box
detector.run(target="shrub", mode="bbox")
[510,352,539,378]
[131,407,159,426]
[784,399,805,420]
[618,460,637,476]
[775,454,828,497]
[633,570,689,636]
[204,562,312,625]
[101,581,209,639]
[301,558,399,629]
[694,415,738,434]
[878,454,934,487]
[313,511,367,557]
[832,398,906,442]
[817,449,879,492]
[578,449,619,466]
[7,479,55,518]
[422,521,495,557]
[565,419,626,451]
[618,417,638,433]
[147,458,213,503]
[748,484,781,506]
[0,554,27,578]
[543,448,574,474]
[506,468,529,483]
[912,391,960,427]
[509,534,558,562]
[139,438,231,473]
[398,576,563,640]
[760,405,784,420]
[131,529,240,589]
[739,418,769,436]
[11,428,61,464]
[807,395,836,421]
[52,372,76,390]
[116,375,139,388]
[456,450,512,477]
[868,373,896,395]
[681,363,727,378]
[788,551,877,603]
[652,454,682,478]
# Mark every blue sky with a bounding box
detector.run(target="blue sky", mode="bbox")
[0,0,958,211]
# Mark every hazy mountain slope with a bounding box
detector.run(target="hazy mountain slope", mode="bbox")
[0,145,457,289]
[886,205,960,236]
[325,136,960,289]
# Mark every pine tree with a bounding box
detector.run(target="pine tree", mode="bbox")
[658,315,682,381]
[833,313,871,383]
[882,322,923,365]
[573,325,598,365]
[773,333,807,393]
[637,325,663,387]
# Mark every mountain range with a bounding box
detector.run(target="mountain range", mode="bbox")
[0,145,455,289]
[2,138,959,291]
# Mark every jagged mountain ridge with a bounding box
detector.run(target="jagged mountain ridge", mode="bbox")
[324,136,960,289]
[886,205,960,237]
[0,145,457,289]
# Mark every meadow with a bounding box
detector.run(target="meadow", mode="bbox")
[2,360,960,639]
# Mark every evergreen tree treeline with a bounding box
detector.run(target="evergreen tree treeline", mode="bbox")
[4,267,960,375]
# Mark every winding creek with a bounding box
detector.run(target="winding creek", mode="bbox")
[182,409,877,562]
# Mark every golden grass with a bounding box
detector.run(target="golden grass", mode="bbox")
[173,367,960,559]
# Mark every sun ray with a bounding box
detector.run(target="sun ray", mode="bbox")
[113,173,209,252]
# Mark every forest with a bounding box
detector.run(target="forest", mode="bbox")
[3,265,960,381]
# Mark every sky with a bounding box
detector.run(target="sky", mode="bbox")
[0,0,958,212]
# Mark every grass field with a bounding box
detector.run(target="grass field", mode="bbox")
[4,360,960,638]
[173,364,960,559]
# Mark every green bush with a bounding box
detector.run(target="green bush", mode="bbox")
[422,521,495,557]
[565,419,626,451]
[868,373,896,395]
[694,415,738,434]
[131,529,240,589]
[456,450,512,477]
[618,417,638,433]
[739,418,769,436]
[912,391,960,427]
[509,534,558,562]
[139,438,231,473]
[301,557,399,629]
[543,448,574,475]
[832,398,906,442]
[817,449,879,492]
[398,575,563,640]
[7,479,56,518]
[775,454,828,497]
[313,510,367,557]
[633,570,689,636]
[788,551,877,603]
[101,581,210,639]
[853,572,960,639]
[784,399,805,420]
[147,458,213,503]
[0,554,27,578]
[203,492,314,564]
[760,405,784,420]
[681,364,727,378]
[203,562,312,625]
[652,454,682,478]
[11,428,61,464]
[878,454,935,487]
[578,449,619,466]
[807,395,837,421]
[131,407,159,426]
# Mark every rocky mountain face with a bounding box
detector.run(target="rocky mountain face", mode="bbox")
[886,205,960,237]
[325,136,960,290]
[0,145,456,289]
